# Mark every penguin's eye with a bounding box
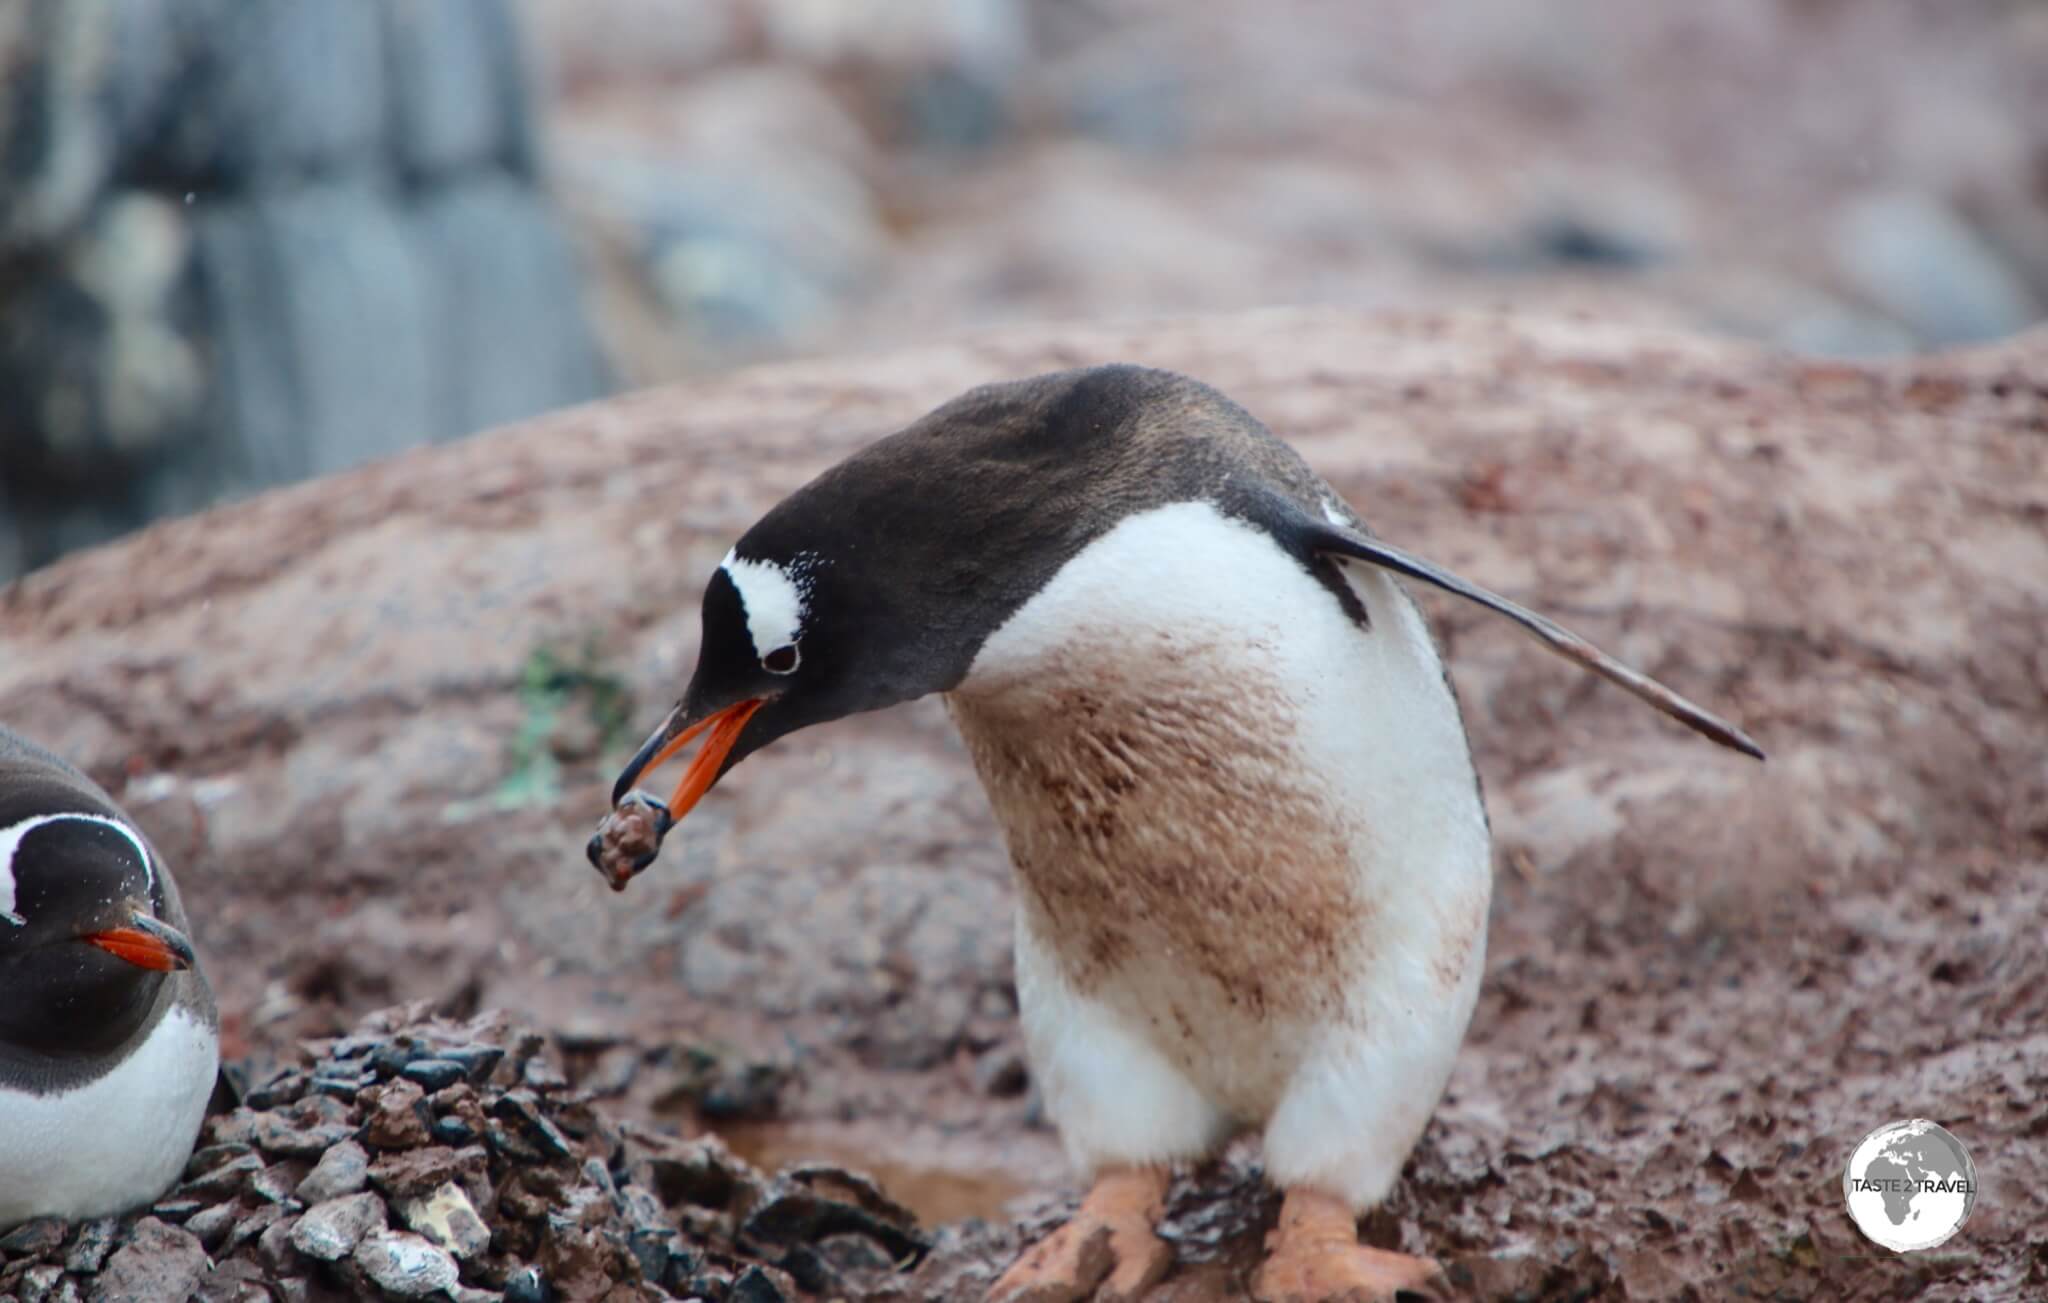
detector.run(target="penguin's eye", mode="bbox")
[762,643,800,675]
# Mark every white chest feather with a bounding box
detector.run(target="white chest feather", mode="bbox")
[946,501,1490,1120]
[0,1006,219,1228]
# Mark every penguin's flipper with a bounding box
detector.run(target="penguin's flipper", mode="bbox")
[1297,517,1764,760]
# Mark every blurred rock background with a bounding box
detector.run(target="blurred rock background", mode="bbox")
[4,0,2047,579]
[0,0,610,576]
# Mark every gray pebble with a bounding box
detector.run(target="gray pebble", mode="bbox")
[92,1218,208,1303]
[183,1203,239,1251]
[503,1266,549,1303]
[62,1218,120,1274]
[353,1229,459,1297]
[255,1214,301,1275]
[20,1264,65,1303]
[221,1204,286,1257]
[296,1139,371,1203]
[290,1192,388,1261]
[252,1110,356,1157]
[250,1161,306,1207]
[182,1144,256,1180]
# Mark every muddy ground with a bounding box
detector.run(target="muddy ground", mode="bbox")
[1,310,2043,1299]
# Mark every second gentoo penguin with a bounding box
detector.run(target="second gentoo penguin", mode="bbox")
[0,724,219,1230]
[591,365,1760,1301]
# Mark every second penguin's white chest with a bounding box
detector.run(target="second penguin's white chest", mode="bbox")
[0,1004,219,1227]
[945,500,1491,1118]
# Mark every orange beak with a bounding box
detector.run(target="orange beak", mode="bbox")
[615,698,765,824]
[82,913,195,972]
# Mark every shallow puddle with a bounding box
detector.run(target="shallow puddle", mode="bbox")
[716,1119,1053,1225]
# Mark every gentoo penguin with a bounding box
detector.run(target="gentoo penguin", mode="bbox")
[591,365,1760,1301]
[0,725,219,1230]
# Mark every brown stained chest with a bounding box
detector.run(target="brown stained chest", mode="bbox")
[946,640,1371,1025]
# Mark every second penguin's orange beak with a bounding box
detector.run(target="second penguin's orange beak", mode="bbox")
[82,912,196,972]
[612,698,765,824]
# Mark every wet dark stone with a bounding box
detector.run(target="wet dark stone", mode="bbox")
[776,1244,838,1295]
[0,1218,68,1256]
[489,1091,574,1160]
[638,1142,742,1212]
[328,1034,383,1060]
[740,1168,929,1265]
[617,1186,675,1283]
[661,1247,708,1295]
[311,1073,372,1100]
[485,1121,542,1163]
[183,1143,257,1180]
[251,1106,357,1157]
[149,1198,206,1222]
[431,1115,479,1146]
[730,1264,793,1303]
[502,1265,550,1303]
[244,1067,309,1109]
[401,1058,466,1091]
[372,1038,426,1078]
[179,1152,264,1201]
[439,1043,505,1082]
[184,1203,239,1251]
[222,1204,286,1257]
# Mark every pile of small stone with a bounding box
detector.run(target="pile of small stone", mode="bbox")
[0,1005,927,1303]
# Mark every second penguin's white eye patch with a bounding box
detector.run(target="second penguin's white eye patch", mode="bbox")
[721,549,817,661]
[0,812,156,927]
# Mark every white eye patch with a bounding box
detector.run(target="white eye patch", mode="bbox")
[720,549,821,663]
[0,812,155,927]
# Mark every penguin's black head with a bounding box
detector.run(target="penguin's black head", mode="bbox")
[0,809,195,1056]
[604,525,980,825]
[600,366,1199,849]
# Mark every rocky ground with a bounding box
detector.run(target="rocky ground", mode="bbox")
[1,309,2044,1299]
[0,1003,927,1303]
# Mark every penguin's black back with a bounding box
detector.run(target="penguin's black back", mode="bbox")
[733,365,1371,695]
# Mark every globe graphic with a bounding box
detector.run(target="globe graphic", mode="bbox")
[1842,1119,1976,1252]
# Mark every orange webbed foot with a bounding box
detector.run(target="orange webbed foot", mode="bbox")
[989,1167,1174,1303]
[1251,1188,1448,1303]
